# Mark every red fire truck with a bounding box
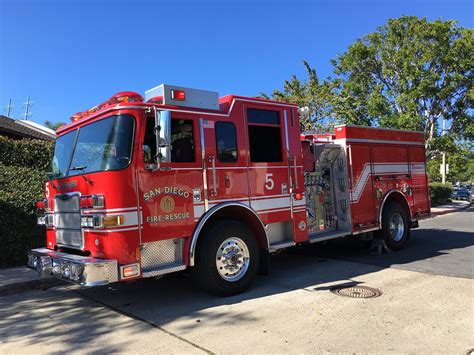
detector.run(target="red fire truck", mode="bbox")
[28,84,430,296]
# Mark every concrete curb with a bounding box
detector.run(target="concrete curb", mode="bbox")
[430,202,471,217]
[0,277,66,297]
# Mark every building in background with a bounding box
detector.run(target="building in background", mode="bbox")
[0,115,55,140]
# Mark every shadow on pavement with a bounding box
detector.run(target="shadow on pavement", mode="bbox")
[0,289,149,353]
[73,208,474,332]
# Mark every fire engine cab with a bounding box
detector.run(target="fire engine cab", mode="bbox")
[28,84,430,296]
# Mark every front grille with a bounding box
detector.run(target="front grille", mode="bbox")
[54,193,83,249]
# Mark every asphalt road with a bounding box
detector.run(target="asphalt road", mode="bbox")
[1,208,473,354]
[305,205,474,279]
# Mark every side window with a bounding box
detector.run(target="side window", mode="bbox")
[215,122,238,162]
[247,108,283,162]
[171,119,195,163]
[143,117,157,163]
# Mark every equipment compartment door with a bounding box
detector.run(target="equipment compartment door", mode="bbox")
[409,146,430,215]
[348,144,376,228]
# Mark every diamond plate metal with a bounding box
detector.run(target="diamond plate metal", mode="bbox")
[141,238,184,270]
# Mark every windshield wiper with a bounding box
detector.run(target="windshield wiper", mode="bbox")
[70,165,87,171]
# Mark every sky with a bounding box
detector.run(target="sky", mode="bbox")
[0,0,473,125]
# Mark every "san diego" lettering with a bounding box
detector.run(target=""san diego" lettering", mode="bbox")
[143,186,190,201]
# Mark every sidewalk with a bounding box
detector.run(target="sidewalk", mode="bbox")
[0,200,470,297]
[430,200,471,217]
[0,266,64,297]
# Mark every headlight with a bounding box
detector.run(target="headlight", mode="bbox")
[36,256,52,275]
[70,263,85,281]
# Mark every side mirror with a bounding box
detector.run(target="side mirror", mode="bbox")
[157,110,171,163]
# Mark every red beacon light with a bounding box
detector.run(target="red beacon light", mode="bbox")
[171,89,186,101]
[147,95,163,104]
[109,91,144,104]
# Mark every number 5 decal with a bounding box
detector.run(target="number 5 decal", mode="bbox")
[265,173,274,190]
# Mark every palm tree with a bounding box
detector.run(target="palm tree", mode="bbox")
[44,120,66,131]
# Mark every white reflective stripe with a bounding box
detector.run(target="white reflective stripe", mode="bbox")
[411,162,427,173]
[82,207,139,214]
[259,207,291,214]
[193,196,294,220]
[351,164,372,202]
[193,194,290,206]
[293,197,306,207]
[253,194,291,200]
[250,196,291,211]
[83,226,142,233]
[350,162,425,203]
[373,164,409,174]
[345,138,424,146]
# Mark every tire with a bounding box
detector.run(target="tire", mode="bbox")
[379,202,409,251]
[192,219,260,296]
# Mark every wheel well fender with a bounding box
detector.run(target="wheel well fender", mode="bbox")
[379,190,412,228]
[189,202,268,266]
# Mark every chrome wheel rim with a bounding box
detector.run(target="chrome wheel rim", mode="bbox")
[389,212,405,242]
[216,237,250,282]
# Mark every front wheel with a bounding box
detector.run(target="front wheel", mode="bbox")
[192,220,260,296]
[379,202,409,250]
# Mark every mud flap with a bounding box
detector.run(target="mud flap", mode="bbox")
[258,249,269,276]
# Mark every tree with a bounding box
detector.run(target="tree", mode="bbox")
[260,61,336,132]
[427,141,474,183]
[330,16,473,153]
[44,120,66,131]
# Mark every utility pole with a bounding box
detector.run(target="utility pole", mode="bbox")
[22,96,33,120]
[5,99,14,117]
[441,117,447,184]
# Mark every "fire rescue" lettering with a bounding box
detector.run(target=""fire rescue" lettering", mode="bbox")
[143,186,190,201]
[146,212,190,223]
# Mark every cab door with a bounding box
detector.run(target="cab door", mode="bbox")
[137,112,202,247]
[199,117,250,208]
[243,105,306,245]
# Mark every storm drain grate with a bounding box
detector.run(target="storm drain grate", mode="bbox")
[331,286,382,298]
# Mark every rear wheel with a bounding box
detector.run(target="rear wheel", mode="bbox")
[379,202,409,250]
[192,219,260,296]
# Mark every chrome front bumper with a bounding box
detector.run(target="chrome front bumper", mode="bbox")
[27,248,118,286]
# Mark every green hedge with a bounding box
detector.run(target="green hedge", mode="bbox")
[429,182,453,206]
[0,137,53,267]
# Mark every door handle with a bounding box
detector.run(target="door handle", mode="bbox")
[208,156,217,197]
[292,156,299,189]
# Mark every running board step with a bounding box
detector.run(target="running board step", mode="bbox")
[269,241,295,252]
[308,230,350,243]
[142,263,186,278]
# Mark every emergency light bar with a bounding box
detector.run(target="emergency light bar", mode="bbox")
[69,91,144,122]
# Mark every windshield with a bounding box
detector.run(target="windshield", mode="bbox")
[49,114,135,179]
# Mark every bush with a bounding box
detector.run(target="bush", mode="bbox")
[429,182,453,206]
[0,137,53,267]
